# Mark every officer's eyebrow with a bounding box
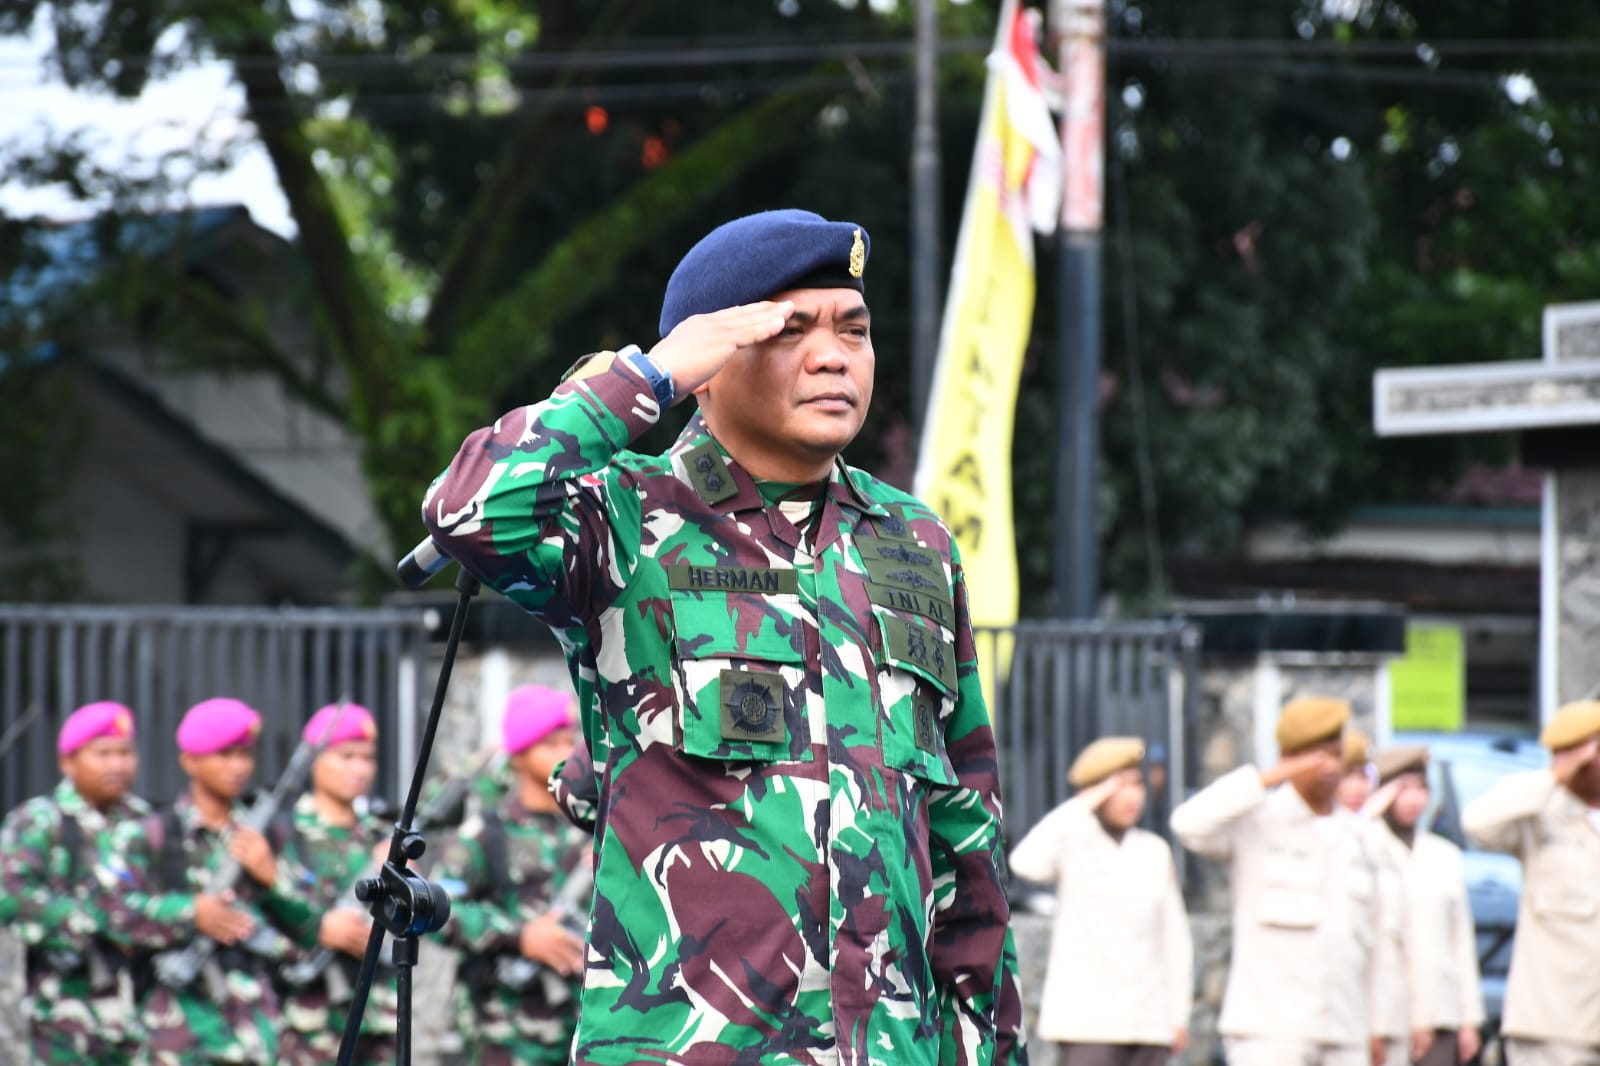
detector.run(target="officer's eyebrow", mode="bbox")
[787,304,870,328]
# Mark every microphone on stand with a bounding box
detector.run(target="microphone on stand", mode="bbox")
[396,537,452,589]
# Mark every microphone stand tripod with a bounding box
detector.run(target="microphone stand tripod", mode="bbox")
[335,564,479,1066]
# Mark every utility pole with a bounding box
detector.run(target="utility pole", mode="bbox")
[910,0,942,438]
[1050,0,1105,618]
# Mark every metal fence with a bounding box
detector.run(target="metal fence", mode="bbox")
[980,619,1201,851]
[0,605,429,813]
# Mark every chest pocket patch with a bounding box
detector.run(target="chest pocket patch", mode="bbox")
[871,604,958,788]
[669,585,809,763]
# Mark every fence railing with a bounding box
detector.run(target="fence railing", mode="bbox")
[979,620,1201,857]
[0,605,429,813]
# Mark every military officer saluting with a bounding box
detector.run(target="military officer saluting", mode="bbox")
[1363,746,1483,1066]
[1010,736,1193,1066]
[422,209,1025,1065]
[0,701,150,1064]
[1170,696,1388,1066]
[1463,701,1600,1066]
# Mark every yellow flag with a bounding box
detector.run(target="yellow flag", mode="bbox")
[915,0,1059,641]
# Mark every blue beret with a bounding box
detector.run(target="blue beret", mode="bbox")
[659,209,870,337]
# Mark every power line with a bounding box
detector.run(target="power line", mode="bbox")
[2,34,1600,75]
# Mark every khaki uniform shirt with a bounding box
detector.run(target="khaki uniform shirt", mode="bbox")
[1009,796,1193,1045]
[1170,766,1383,1047]
[1462,771,1600,1046]
[1367,824,1484,1036]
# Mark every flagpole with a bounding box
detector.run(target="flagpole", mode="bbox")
[1050,0,1106,619]
[911,0,942,439]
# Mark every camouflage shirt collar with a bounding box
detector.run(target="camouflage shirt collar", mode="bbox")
[670,413,889,520]
[172,789,241,837]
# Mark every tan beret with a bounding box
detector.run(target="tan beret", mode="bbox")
[1374,745,1430,785]
[1069,736,1146,789]
[1540,700,1600,751]
[1342,728,1370,770]
[1275,696,1351,754]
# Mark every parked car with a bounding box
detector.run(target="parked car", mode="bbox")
[1392,729,1549,1061]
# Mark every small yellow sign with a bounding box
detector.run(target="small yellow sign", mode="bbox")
[1390,624,1466,732]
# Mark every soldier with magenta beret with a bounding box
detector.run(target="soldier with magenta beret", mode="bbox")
[0,701,150,1064]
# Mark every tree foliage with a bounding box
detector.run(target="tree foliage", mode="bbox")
[5,0,1600,609]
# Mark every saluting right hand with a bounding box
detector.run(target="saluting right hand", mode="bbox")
[518,909,585,977]
[1552,736,1600,786]
[1260,747,1341,789]
[193,893,254,945]
[646,301,795,402]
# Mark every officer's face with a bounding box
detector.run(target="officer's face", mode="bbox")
[702,288,874,478]
[312,740,378,805]
[182,745,256,802]
[1389,772,1430,828]
[61,737,138,808]
[1099,769,1147,830]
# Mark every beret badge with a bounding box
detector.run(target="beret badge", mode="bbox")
[849,228,865,279]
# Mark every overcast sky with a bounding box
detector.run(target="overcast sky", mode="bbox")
[0,22,294,235]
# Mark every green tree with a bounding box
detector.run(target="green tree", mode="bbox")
[0,0,997,598]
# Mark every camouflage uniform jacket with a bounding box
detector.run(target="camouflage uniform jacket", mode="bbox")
[435,790,592,1060]
[422,358,1027,1065]
[275,792,399,1042]
[97,791,321,1065]
[0,780,151,1060]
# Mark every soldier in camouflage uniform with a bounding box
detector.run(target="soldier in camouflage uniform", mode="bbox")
[97,697,321,1066]
[274,702,399,1065]
[423,209,1027,1065]
[0,701,150,1064]
[436,684,593,1065]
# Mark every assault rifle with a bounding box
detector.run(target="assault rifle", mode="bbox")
[489,856,594,1006]
[151,701,352,1000]
[277,747,499,1001]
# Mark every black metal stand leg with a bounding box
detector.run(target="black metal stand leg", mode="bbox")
[395,936,417,1064]
[336,567,479,1066]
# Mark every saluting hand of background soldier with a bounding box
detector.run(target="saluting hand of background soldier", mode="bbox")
[519,909,584,977]
[1552,736,1600,786]
[1260,746,1342,789]
[646,300,795,401]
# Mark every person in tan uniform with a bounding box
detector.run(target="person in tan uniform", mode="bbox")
[1338,729,1374,814]
[1462,700,1600,1066]
[1170,696,1388,1066]
[1364,746,1484,1066]
[1010,737,1193,1066]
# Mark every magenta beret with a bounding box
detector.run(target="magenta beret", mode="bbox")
[503,685,576,755]
[176,697,262,756]
[58,701,136,756]
[302,702,378,747]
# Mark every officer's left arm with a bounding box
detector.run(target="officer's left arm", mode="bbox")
[1447,846,1486,1027]
[0,801,83,951]
[927,549,1026,1066]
